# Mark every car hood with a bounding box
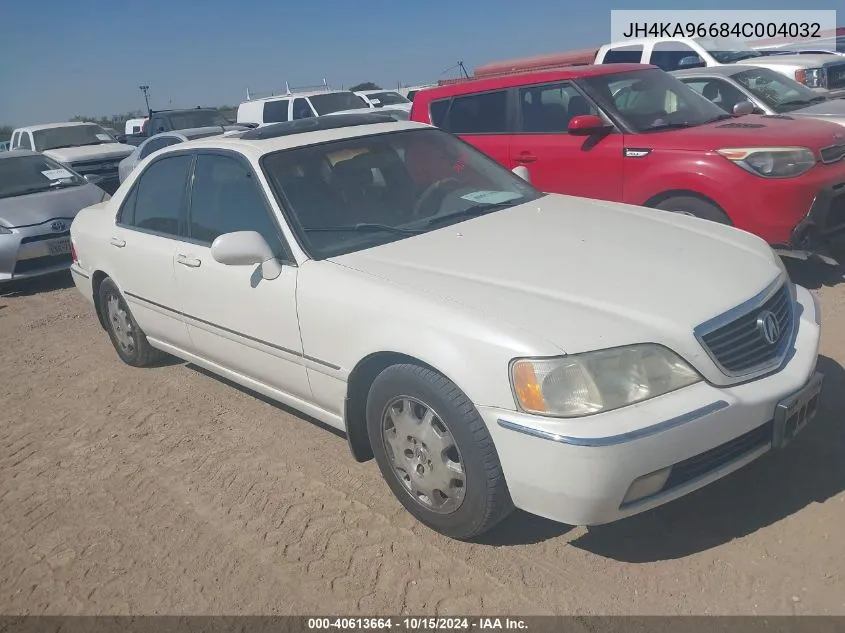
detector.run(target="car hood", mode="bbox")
[791,97,845,120]
[642,113,845,152]
[330,194,782,359]
[43,143,135,164]
[0,184,104,228]
[735,53,843,68]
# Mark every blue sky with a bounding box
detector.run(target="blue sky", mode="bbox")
[0,0,837,127]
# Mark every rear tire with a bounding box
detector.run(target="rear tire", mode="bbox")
[654,196,731,225]
[366,363,513,540]
[98,277,164,367]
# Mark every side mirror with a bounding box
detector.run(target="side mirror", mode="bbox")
[83,174,104,185]
[568,114,611,136]
[210,231,282,280]
[732,100,755,116]
[678,55,705,68]
[512,165,531,182]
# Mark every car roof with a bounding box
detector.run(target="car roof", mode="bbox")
[0,149,39,160]
[672,66,747,78]
[358,89,399,95]
[162,117,428,161]
[19,121,100,132]
[416,64,655,100]
[239,90,355,105]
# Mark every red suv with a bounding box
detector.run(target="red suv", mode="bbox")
[411,64,845,262]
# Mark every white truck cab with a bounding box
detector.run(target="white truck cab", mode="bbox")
[596,37,845,98]
[9,122,135,194]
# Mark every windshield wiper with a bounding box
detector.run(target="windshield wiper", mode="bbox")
[422,202,519,228]
[77,141,107,146]
[48,180,79,189]
[302,223,423,235]
[700,113,735,124]
[43,144,79,150]
[642,121,700,132]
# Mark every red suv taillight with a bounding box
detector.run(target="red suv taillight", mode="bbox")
[70,242,78,264]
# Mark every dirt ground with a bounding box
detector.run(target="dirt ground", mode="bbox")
[1,264,844,616]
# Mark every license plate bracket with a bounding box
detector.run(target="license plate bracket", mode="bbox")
[772,372,823,449]
[48,238,70,256]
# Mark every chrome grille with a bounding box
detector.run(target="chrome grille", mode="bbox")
[696,282,793,377]
[828,63,845,90]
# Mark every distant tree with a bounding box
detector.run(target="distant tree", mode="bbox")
[349,82,381,91]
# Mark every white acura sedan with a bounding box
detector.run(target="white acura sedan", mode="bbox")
[69,114,823,539]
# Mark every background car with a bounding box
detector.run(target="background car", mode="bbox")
[354,89,413,112]
[118,127,239,183]
[674,65,845,127]
[0,150,108,283]
[0,142,8,152]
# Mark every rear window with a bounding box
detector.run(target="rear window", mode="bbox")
[263,99,289,123]
[603,45,643,64]
[442,91,508,134]
[429,99,450,127]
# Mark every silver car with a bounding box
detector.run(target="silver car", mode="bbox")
[118,126,244,184]
[0,151,108,283]
[673,65,845,127]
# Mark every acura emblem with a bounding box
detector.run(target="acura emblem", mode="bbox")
[756,310,780,345]
[50,220,67,232]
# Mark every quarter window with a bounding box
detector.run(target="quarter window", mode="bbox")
[263,99,290,123]
[120,154,192,236]
[18,133,32,150]
[188,154,286,257]
[444,91,508,134]
[292,98,314,120]
[519,83,598,133]
[140,136,178,160]
[429,99,450,127]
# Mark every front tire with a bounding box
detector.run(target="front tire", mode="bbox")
[98,277,164,367]
[654,196,731,225]
[366,363,512,539]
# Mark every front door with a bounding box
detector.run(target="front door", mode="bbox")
[107,153,193,349]
[172,151,311,401]
[444,89,512,168]
[509,81,624,199]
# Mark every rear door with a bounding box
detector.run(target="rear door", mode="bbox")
[107,153,193,349]
[509,81,624,199]
[438,89,512,168]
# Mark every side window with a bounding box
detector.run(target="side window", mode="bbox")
[263,99,290,123]
[139,137,170,160]
[650,42,704,71]
[603,45,644,64]
[152,117,168,134]
[18,133,32,150]
[123,155,192,236]
[188,154,286,257]
[682,78,748,113]
[429,99,450,127]
[444,91,508,134]
[519,82,599,133]
[292,98,313,120]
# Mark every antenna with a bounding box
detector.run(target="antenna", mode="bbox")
[438,61,471,79]
[246,87,251,100]
[285,81,291,95]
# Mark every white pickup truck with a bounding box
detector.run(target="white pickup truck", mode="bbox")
[594,37,845,99]
[9,122,135,194]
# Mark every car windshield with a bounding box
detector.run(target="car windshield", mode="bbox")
[732,67,826,112]
[366,92,410,106]
[581,68,730,133]
[0,154,85,199]
[697,37,764,63]
[166,110,231,130]
[261,128,543,259]
[32,124,114,151]
[309,92,370,115]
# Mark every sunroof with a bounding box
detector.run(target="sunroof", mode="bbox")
[238,113,400,140]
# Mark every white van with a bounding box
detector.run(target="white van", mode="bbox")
[124,118,147,135]
[236,90,370,125]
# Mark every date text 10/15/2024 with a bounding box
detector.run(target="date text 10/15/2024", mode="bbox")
[307,618,529,630]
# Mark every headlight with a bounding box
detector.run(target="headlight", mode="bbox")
[510,344,701,418]
[716,147,816,178]
[795,67,827,89]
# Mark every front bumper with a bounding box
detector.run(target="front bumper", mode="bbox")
[0,222,74,283]
[481,284,821,526]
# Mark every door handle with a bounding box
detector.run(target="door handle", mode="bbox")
[176,254,201,268]
[514,152,537,164]
[109,237,126,248]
